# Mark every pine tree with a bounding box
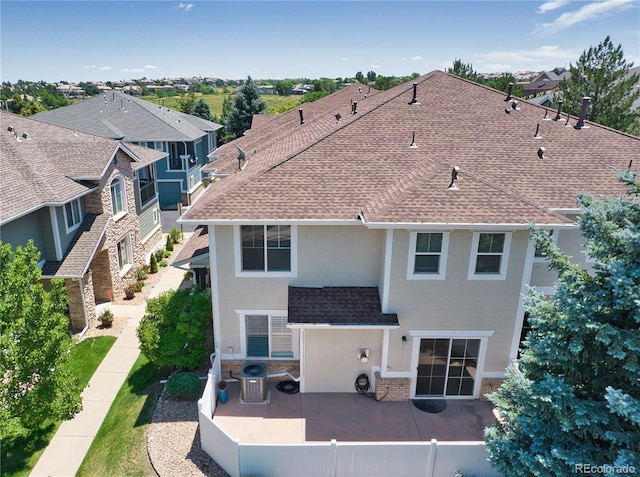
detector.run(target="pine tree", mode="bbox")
[446,58,481,83]
[149,252,158,274]
[191,98,213,121]
[560,36,639,133]
[485,170,640,475]
[225,77,267,139]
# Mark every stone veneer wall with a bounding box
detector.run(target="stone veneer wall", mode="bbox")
[142,227,163,257]
[221,360,300,382]
[480,378,504,401]
[374,372,411,401]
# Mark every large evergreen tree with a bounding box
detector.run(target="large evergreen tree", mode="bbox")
[485,171,640,475]
[225,76,267,139]
[446,58,481,82]
[560,36,639,133]
[0,241,82,439]
[191,98,213,121]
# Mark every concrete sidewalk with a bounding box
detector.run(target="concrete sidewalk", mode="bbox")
[30,263,188,477]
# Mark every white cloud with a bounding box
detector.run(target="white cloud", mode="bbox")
[178,2,194,12]
[485,63,513,71]
[535,0,636,33]
[122,68,144,73]
[478,45,578,63]
[98,66,112,71]
[537,0,570,14]
[341,57,349,61]
[84,65,96,69]
[402,55,423,61]
[371,64,382,69]
[144,65,159,69]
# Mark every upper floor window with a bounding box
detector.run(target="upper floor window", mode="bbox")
[468,232,511,280]
[235,225,297,276]
[407,232,449,280]
[64,198,83,232]
[110,176,126,218]
[138,165,156,207]
[168,143,184,170]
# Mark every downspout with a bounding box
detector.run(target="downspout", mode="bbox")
[77,276,89,340]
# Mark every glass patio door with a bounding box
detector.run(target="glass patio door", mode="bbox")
[416,338,480,397]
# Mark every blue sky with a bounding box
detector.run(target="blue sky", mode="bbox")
[1,0,638,83]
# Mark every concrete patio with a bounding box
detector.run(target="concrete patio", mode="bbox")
[213,381,496,445]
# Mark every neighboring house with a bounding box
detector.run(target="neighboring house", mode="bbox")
[178,72,639,401]
[524,66,571,98]
[0,111,167,332]
[32,91,222,210]
[258,85,276,95]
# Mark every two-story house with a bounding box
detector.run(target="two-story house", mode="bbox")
[32,91,222,210]
[178,71,639,401]
[0,111,167,332]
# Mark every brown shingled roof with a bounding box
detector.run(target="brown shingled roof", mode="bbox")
[185,71,639,226]
[171,225,209,267]
[287,286,399,326]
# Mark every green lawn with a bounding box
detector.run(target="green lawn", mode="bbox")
[1,336,117,477]
[142,91,302,118]
[76,354,167,477]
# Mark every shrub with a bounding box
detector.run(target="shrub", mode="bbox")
[135,267,148,281]
[154,249,165,263]
[137,288,212,369]
[184,271,193,281]
[165,235,174,252]
[160,259,168,267]
[163,250,171,258]
[169,227,182,244]
[165,372,203,400]
[149,253,158,274]
[135,281,144,292]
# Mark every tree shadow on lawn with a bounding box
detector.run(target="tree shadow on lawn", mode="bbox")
[125,360,169,429]
[1,421,57,476]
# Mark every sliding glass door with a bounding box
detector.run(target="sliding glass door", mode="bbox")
[416,338,480,397]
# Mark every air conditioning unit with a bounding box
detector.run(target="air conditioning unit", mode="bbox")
[240,362,267,403]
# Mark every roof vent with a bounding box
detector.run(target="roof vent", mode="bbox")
[565,114,571,127]
[7,126,14,132]
[543,109,550,121]
[553,100,563,121]
[120,99,124,109]
[575,97,590,130]
[367,85,371,94]
[298,109,304,125]
[237,146,247,171]
[505,83,513,101]
[358,87,362,94]
[533,124,542,139]
[504,108,511,114]
[511,100,519,111]
[447,166,460,190]
[351,101,358,114]
[22,132,29,139]
[537,147,545,159]
[409,131,417,148]
[335,113,341,123]
[112,92,115,101]
[408,83,419,105]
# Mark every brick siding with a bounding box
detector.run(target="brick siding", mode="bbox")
[374,372,411,401]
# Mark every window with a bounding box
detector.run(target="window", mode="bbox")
[64,198,83,231]
[469,232,511,280]
[116,235,132,272]
[241,225,291,272]
[168,143,184,170]
[245,314,293,358]
[110,177,126,217]
[138,165,156,206]
[408,232,449,279]
[534,229,556,261]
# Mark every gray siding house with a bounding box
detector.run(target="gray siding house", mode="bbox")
[33,91,222,210]
[1,111,167,332]
[178,72,639,401]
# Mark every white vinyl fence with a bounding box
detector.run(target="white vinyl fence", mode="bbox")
[198,353,501,477]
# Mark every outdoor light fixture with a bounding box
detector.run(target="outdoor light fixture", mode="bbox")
[358,348,369,363]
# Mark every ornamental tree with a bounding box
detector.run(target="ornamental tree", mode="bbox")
[485,171,640,475]
[137,287,211,370]
[560,36,639,134]
[0,241,82,439]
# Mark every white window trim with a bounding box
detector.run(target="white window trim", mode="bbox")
[236,310,297,359]
[407,231,449,280]
[468,232,512,280]
[233,225,298,277]
[137,164,157,210]
[117,233,133,276]
[63,198,83,234]
[533,229,558,262]
[109,174,128,221]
